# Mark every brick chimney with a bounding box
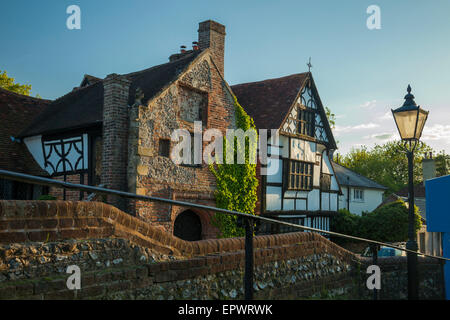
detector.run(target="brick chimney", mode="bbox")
[198,20,226,76]
[102,73,131,211]
[422,152,436,186]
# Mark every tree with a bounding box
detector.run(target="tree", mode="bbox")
[334,141,433,194]
[435,150,450,177]
[0,70,32,96]
[325,107,336,130]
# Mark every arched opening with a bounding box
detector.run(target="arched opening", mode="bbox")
[173,210,202,241]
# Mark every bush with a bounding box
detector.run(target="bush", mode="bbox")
[359,199,422,243]
[38,194,56,200]
[330,199,422,244]
[329,209,360,244]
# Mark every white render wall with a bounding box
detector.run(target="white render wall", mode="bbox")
[338,186,385,215]
[264,134,339,213]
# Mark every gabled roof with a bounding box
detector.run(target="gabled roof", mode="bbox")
[332,161,388,190]
[231,73,308,130]
[231,73,337,149]
[0,88,50,175]
[18,50,202,138]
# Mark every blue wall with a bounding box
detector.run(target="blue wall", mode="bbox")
[426,175,450,299]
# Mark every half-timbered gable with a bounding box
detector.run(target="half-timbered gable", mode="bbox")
[232,72,340,234]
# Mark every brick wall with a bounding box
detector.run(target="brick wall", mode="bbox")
[49,173,88,201]
[102,74,131,212]
[0,200,444,300]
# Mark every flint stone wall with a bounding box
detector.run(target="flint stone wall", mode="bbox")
[0,200,445,300]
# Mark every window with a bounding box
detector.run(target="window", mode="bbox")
[353,189,364,201]
[287,160,313,191]
[320,173,332,191]
[298,108,315,137]
[180,132,202,168]
[159,139,171,157]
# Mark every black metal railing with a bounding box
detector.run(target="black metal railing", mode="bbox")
[0,169,448,300]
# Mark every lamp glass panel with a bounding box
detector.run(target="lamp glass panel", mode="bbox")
[393,110,418,140]
[414,109,428,139]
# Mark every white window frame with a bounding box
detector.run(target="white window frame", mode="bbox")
[353,188,364,202]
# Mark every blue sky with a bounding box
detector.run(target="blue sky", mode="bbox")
[1,0,449,155]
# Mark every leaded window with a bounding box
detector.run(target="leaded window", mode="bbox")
[280,79,332,143]
[298,109,315,137]
[287,160,313,191]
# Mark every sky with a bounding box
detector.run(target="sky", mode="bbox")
[1,0,449,155]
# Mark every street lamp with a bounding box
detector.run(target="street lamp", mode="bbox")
[391,85,429,300]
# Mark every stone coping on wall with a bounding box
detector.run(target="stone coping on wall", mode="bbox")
[0,200,357,261]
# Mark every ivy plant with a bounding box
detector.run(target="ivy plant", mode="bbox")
[209,96,259,238]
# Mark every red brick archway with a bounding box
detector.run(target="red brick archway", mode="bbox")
[173,210,202,241]
[172,207,218,239]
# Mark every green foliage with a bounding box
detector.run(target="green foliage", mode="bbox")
[209,96,259,238]
[38,194,56,200]
[331,200,422,244]
[329,209,359,244]
[334,141,433,194]
[325,107,336,130]
[0,70,32,96]
[435,150,450,177]
[359,199,422,243]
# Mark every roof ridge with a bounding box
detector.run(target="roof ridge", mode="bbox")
[331,161,388,189]
[50,79,103,104]
[0,86,52,103]
[231,72,309,87]
[124,51,200,78]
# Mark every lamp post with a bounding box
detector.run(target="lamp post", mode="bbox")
[391,85,429,300]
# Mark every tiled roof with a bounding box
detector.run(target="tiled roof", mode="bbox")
[126,50,201,106]
[18,81,104,137]
[395,184,426,198]
[231,73,309,130]
[18,51,202,138]
[332,162,388,190]
[0,88,50,175]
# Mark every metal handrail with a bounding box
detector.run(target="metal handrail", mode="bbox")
[0,169,446,259]
[0,169,449,299]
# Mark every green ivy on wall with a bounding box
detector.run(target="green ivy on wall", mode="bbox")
[209,96,259,238]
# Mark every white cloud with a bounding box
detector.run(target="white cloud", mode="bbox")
[363,132,396,141]
[379,111,392,121]
[334,123,380,134]
[360,100,377,108]
[422,124,450,142]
